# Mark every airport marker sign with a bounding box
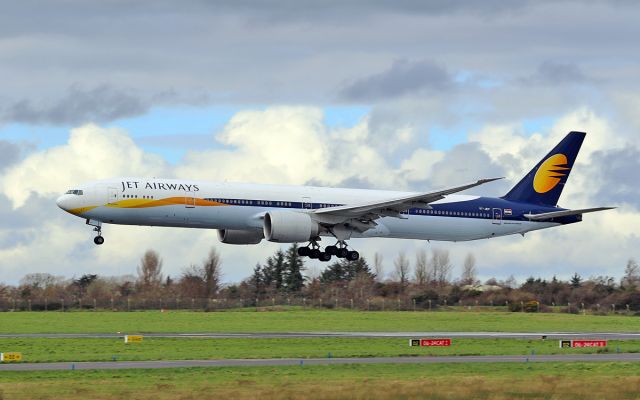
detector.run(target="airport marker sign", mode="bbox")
[0,352,23,362]
[410,338,451,347]
[559,340,607,348]
[124,335,144,343]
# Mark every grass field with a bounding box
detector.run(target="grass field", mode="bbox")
[1,309,638,334]
[1,362,640,399]
[2,311,639,399]
[0,337,638,362]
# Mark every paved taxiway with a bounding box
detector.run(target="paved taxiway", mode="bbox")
[2,353,639,371]
[1,332,639,339]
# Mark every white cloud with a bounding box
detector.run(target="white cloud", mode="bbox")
[0,215,87,280]
[175,107,401,189]
[0,107,404,283]
[1,124,168,208]
[468,108,621,207]
[0,106,637,285]
[399,148,445,182]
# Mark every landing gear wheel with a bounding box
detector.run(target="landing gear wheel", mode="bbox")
[337,248,349,258]
[325,245,338,255]
[319,252,332,262]
[309,249,321,259]
[297,246,310,257]
[87,219,104,246]
[347,250,359,261]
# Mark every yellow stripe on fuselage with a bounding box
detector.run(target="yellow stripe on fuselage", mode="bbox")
[68,206,99,215]
[69,197,227,216]
[105,197,226,208]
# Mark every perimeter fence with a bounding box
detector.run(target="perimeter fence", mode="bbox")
[1,296,638,315]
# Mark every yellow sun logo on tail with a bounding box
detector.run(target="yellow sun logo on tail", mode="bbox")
[533,154,570,193]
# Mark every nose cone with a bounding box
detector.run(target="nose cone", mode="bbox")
[56,195,69,211]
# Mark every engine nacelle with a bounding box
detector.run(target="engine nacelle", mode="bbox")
[217,229,263,245]
[263,211,320,243]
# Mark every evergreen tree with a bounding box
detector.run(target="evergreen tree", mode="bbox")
[570,272,582,288]
[284,244,305,292]
[262,250,286,290]
[250,263,264,297]
[320,257,374,284]
[72,274,98,297]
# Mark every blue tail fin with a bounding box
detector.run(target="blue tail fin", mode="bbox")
[502,131,585,206]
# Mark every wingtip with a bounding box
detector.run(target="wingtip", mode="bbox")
[480,177,505,183]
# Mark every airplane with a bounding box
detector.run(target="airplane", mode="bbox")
[56,131,613,262]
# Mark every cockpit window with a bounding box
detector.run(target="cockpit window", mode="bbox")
[65,190,84,195]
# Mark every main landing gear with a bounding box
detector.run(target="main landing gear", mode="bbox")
[87,219,104,245]
[297,240,359,262]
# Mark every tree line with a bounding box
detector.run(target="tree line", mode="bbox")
[1,245,639,313]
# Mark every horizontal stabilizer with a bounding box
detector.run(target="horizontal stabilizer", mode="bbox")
[524,207,615,221]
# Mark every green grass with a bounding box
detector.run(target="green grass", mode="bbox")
[2,311,639,399]
[1,310,638,334]
[1,337,637,363]
[1,362,640,399]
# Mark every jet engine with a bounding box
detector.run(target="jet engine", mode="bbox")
[217,229,263,245]
[263,210,320,243]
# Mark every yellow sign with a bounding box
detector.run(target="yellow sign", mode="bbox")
[124,335,144,343]
[1,352,23,362]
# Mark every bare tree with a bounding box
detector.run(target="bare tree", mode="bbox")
[180,264,204,298]
[137,250,163,289]
[178,248,223,298]
[622,258,640,287]
[431,248,452,286]
[373,252,384,282]
[394,252,410,287]
[503,275,517,289]
[202,247,222,297]
[461,252,477,285]
[414,249,428,285]
[20,273,61,290]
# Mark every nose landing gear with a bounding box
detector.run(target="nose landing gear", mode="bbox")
[86,219,104,245]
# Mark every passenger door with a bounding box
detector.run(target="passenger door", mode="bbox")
[302,196,312,210]
[492,208,503,225]
[107,187,119,204]
[185,191,196,209]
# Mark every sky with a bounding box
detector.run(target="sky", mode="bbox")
[1,0,639,285]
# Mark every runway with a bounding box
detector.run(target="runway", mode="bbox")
[2,353,640,371]
[1,331,639,339]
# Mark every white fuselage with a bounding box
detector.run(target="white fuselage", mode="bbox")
[56,178,557,243]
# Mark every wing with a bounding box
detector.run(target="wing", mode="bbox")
[524,207,615,221]
[310,178,503,232]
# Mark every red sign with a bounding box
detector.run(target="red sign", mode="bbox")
[560,340,607,348]
[420,338,451,347]
[571,340,607,348]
